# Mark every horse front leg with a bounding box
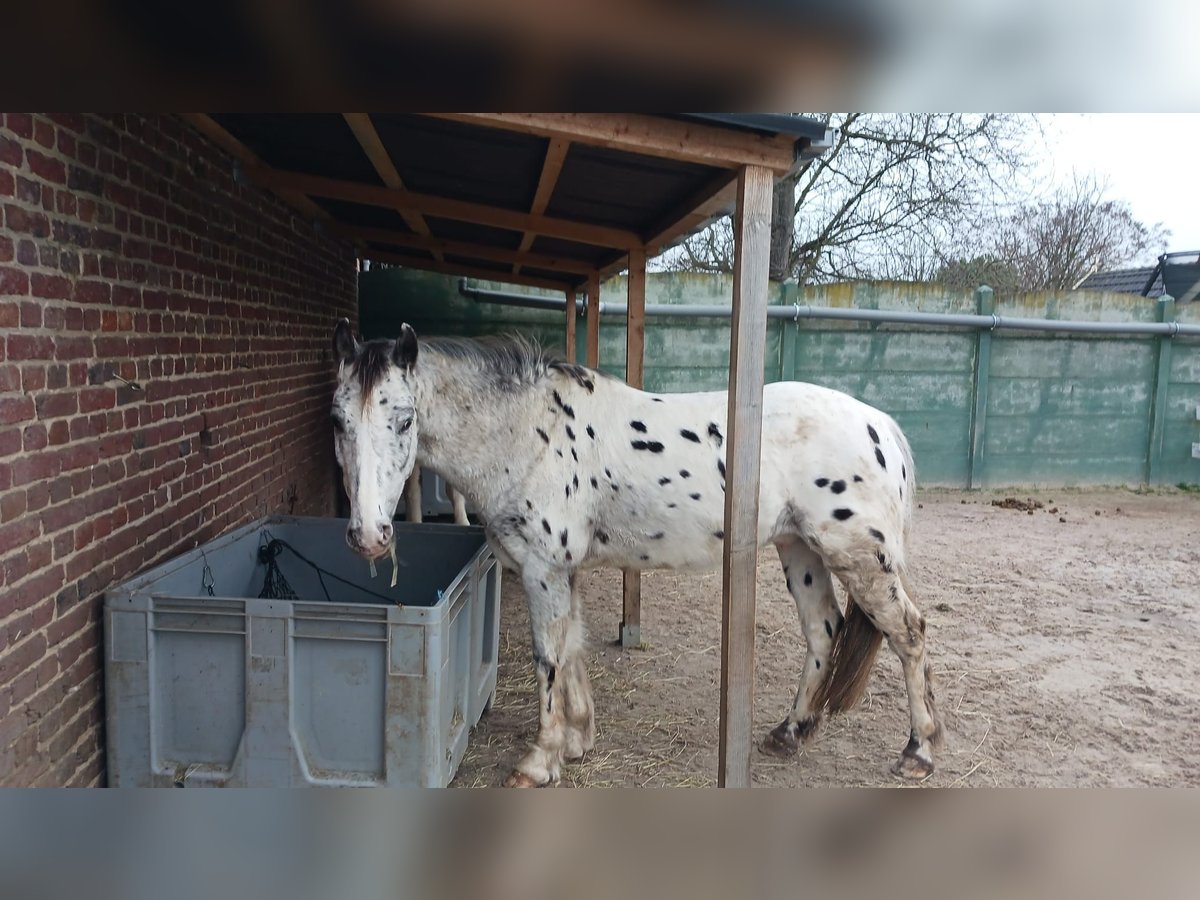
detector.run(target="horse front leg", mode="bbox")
[506,567,578,787]
[403,468,422,523]
[450,486,469,525]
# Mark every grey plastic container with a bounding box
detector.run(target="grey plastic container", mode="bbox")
[104,516,500,787]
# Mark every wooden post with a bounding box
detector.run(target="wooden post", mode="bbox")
[1146,294,1176,484]
[718,165,772,788]
[564,287,577,362]
[586,272,601,368]
[967,285,995,489]
[621,248,647,648]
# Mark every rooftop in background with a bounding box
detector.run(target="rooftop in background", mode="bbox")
[192,113,833,293]
[1077,252,1200,302]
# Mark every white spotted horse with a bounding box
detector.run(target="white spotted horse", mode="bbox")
[330,320,943,786]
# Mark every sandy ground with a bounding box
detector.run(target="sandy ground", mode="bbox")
[451,488,1200,787]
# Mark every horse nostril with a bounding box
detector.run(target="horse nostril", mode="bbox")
[346,527,363,550]
[379,522,394,543]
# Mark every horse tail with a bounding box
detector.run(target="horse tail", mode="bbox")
[810,593,884,715]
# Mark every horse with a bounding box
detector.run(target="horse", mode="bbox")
[330,319,943,786]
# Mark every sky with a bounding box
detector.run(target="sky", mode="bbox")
[1038,114,1200,261]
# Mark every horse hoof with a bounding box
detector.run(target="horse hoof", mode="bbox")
[890,752,934,781]
[761,721,800,758]
[504,771,545,788]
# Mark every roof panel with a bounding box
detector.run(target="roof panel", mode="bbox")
[314,198,413,231]
[422,216,523,251]
[547,143,721,234]
[212,113,383,186]
[370,114,545,212]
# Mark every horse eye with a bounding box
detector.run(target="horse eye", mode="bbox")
[399,417,413,433]
[331,415,345,433]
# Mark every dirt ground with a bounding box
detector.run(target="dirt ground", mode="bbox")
[452,487,1200,787]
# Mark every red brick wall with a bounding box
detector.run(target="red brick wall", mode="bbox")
[0,114,357,786]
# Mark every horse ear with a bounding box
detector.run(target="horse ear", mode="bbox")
[393,323,418,372]
[333,318,359,363]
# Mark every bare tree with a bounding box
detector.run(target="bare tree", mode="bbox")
[986,176,1170,290]
[661,114,1032,283]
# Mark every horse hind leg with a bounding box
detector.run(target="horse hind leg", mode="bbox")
[763,538,842,757]
[558,584,594,760]
[852,571,943,779]
[506,566,582,787]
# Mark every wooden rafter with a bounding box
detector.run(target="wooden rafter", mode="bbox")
[332,224,595,276]
[180,114,328,222]
[244,165,642,250]
[342,113,443,262]
[426,114,797,174]
[363,248,577,293]
[600,171,739,281]
[515,137,570,274]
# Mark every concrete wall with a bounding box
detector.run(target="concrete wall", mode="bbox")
[360,269,1200,488]
[0,114,357,785]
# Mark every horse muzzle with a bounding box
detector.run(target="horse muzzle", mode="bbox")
[346,521,394,560]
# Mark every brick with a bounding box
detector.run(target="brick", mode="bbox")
[35,393,77,420]
[10,454,61,490]
[0,266,30,297]
[0,135,21,167]
[0,634,46,688]
[73,280,110,305]
[15,176,41,205]
[0,396,34,425]
[53,336,93,360]
[8,333,53,360]
[20,366,45,394]
[6,114,33,138]
[22,424,47,451]
[0,492,24,523]
[33,118,55,149]
[26,150,66,185]
[18,302,41,328]
[79,388,115,413]
[66,166,104,196]
[2,205,50,238]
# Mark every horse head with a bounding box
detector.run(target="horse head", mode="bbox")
[331,319,420,559]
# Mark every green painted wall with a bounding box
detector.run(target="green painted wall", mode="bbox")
[359,268,1200,488]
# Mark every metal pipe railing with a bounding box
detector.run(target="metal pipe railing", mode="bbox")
[458,281,1200,337]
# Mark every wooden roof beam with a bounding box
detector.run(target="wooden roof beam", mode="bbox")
[243,165,643,251]
[332,224,597,276]
[515,137,570,274]
[343,113,443,262]
[599,170,739,281]
[427,114,797,175]
[181,114,328,222]
[363,249,579,293]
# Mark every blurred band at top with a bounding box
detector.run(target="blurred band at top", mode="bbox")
[3,0,1196,108]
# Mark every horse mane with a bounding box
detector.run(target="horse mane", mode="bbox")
[350,334,599,396]
[422,334,598,393]
[351,340,394,397]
